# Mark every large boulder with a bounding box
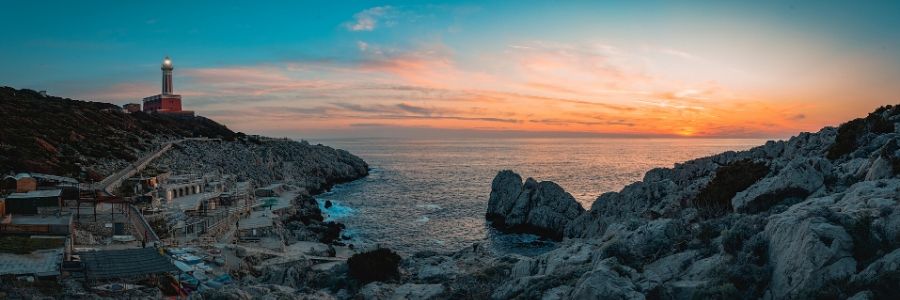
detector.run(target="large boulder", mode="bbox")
[568,258,645,300]
[732,157,832,213]
[485,170,585,239]
[851,248,900,286]
[493,242,600,299]
[765,198,857,299]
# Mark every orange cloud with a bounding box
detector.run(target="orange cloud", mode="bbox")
[93,40,866,139]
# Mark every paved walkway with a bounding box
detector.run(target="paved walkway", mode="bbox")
[96,138,218,195]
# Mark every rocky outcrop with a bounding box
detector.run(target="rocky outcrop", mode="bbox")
[151,138,368,194]
[359,283,444,300]
[764,197,857,299]
[471,105,900,300]
[485,170,585,239]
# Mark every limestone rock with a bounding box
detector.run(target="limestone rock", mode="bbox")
[732,157,831,213]
[643,250,700,285]
[864,156,893,181]
[851,248,900,286]
[486,170,585,239]
[765,200,856,299]
[359,282,443,300]
[569,258,645,300]
[847,291,875,300]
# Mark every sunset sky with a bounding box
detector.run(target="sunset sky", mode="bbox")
[2,1,899,138]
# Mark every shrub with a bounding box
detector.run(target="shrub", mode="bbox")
[827,111,896,160]
[694,160,769,218]
[347,248,402,283]
[867,269,900,299]
[738,187,809,214]
[319,221,345,244]
[741,234,768,266]
[847,215,887,271]
[695,221,720,242]
[892,156,900,176]
[696,234,772,300]
[721,228,748,255]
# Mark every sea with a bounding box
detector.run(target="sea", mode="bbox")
[311,138,767,256]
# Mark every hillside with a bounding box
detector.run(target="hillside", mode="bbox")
[0,87,239,180]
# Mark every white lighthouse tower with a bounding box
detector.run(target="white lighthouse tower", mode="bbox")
[162,56,174,95]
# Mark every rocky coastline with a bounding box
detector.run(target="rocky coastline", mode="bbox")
[150,136,370,246]
[150,137,369,195]
[476,105,900,299]
[188,105,900,300]
[195,105,900,300]
[10,84,899,299]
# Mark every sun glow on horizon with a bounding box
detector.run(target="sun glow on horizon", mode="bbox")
[3,1,899,139]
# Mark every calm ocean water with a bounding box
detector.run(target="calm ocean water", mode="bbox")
[312,138,766,256]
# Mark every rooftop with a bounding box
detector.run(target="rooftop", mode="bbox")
[6,189,62,199]
[239,210,274,230]
[29,173,78,184]
[172,192,220,211]
[81,247,179,280]
[0,248,63,277]
[4,214,71,225]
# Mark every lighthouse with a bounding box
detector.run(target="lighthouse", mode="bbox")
[143,56,192,116]
[162,56,174,95]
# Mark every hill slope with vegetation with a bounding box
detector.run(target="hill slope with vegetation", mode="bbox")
[0,86,239,180]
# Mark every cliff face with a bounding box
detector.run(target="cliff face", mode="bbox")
[485,105,900,299]
[150,138,368,194]
[0,87,238,180]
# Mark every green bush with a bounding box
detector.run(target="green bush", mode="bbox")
[347,248,402,283]
[827,110,896,160]
[694,160,769,218]
[847,215,888,271]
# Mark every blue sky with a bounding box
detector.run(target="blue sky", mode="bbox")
[2,1,900,138]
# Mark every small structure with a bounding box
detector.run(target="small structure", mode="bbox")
[2,173,37,193]
[254,183,284,197]
[28,173,78,186]
[171,192,220,213]
[237,210,275,241]
[123,103,141,113]
[4,189,63,215]
[3,173,78,199]
[161,180,203,202]
[0,214,72,235]
[80,247,179,283]
[220,181,253,208]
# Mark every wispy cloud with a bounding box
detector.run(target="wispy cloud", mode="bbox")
[81,38,822,138]
[345,6,395,31]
